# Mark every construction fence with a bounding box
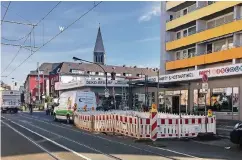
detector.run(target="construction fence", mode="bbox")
[73,111,216,141]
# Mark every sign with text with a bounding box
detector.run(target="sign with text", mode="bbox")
[139,63,242,83]
[55,79,128,90]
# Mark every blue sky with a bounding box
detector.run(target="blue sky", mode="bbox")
[1,1,160,85]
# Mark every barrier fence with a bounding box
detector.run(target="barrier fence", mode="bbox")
[73,111,216,141]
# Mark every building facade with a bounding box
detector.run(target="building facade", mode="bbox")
[54,62,157,109]
[159,1,242,120]
[24,63,60,103]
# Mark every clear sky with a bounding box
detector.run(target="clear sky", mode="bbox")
[1,1,160,86]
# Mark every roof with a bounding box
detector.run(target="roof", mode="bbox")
[94,26,105,53]
[59,62,158,78]
[28,63,61,75]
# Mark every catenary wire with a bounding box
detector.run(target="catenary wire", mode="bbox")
[1,1,62,74]
[1,1,11,25]
[5,1,103,77]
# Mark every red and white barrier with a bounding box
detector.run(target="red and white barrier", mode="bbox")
[150,111,158,141]
[94,114,114,133]
[74,114,93,131]
[74,111,216,141]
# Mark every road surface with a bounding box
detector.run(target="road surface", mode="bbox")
[1,111,242,160]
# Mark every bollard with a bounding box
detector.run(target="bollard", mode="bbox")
[150,104,158,141]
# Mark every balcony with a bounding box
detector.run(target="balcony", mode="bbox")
[165,46,242,71]
[166,1,186,11]
[166,19,242,51]
[166,1,240,31]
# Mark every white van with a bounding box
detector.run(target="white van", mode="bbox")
[53,91,97,123]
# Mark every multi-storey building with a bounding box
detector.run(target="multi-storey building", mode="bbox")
[160,1,242,120]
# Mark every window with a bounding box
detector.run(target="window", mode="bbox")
[188,26,196,35]
[214,39,226,52]
[90,72,95,75]
[207,21,215,29]
[188,48,196,57]
[182,50,188,59]
[208,1,215,5]
[176,32,181,39]
[99,72,104,76]
[211,88,232,112]
[183,8,188,15]
[206,43,213,53]
[170,15,173,21]
[116,73,121,76]
[71,69,84,74]
[228,37,234,49]
[107,73,111,76]
[207,13,233,29]
[183,30,187,37]
[233,87,239,112]
[176,51,181,60]
[225,14,233,23]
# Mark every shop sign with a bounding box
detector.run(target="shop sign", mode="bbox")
[85,80,128,87]
[152,63,242,83]
[55,79,128,90]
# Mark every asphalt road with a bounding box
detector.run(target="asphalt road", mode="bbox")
[1,111,242,160]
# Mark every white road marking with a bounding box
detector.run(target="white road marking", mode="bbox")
[1,120,60,160]
[148,146,202,159]
[18,114,203,159]
[11,116,123,160]
[2,116,92,160]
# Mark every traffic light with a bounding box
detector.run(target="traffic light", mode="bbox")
[111,72,116,80]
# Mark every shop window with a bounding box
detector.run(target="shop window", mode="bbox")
[210,88,232,112]
[193,89,210,113]
[233,87,239,112]
[181,90,188,113]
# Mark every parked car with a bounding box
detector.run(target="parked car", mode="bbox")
[230,122,242,147]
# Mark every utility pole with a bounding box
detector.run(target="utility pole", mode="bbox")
[37,62,40,102]
[156,69,160,111]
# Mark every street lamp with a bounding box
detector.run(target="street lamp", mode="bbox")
[72,56,108,90]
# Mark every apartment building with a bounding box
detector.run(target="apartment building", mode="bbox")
[160,1,242,120]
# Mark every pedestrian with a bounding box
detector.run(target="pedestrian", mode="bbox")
[29,102,33,114]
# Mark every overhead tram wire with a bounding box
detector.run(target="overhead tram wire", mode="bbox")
[1,33,31,73]
[1,3,32,23]
[1,2,61,43]
[1,1,11,25]
[5,1,103,77]
[1,1,62,74]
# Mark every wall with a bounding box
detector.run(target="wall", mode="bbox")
[49,74,59,97]
[28,75,48,100]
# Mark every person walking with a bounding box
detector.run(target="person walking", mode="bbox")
[29,102,33,114]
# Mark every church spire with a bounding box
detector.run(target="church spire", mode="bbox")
[93,24,105,65]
